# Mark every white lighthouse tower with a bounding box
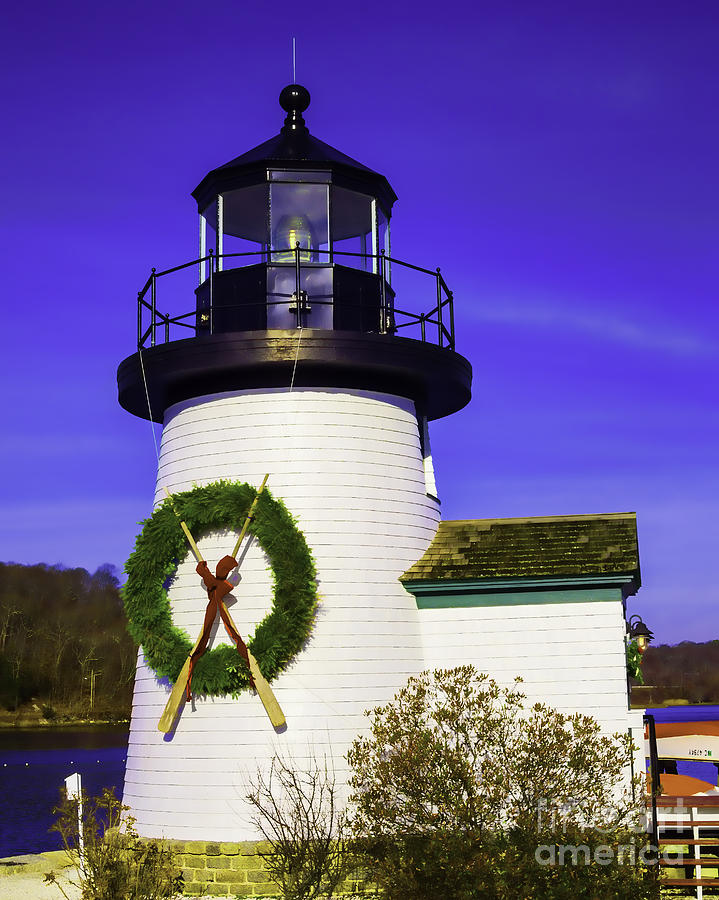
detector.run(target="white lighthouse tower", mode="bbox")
[117,83,472,861]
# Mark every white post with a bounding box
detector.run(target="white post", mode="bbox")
[64,772,84,856]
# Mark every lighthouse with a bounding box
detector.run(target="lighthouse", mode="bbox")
[117,83,472,856]
[117,85,644,896]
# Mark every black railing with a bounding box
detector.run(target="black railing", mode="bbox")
[644,713,659,858]
[137,246,455,351]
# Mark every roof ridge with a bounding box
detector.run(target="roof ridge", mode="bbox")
[440,512,636,527]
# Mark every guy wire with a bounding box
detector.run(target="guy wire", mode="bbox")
[276,323,348,719]
[138,346,161,465]
[138,312,303,497]
[289,326,303,393]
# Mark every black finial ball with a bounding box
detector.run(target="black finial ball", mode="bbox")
[279,84,311,114]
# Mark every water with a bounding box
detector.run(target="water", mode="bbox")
[646,704,719,723]
[0,726,128,858]
[0,707,717,859]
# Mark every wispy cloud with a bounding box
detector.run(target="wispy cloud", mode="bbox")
[0,434,138,457]
[0,498,149,532]
[467,299,717,359]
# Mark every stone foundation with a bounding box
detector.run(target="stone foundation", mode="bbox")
[167,840,275,897]
[165,838,371,897]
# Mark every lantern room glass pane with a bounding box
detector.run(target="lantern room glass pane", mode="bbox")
[269,169,331,183]
[270,182,329,263]
[331,187,373,272]
[200,200,219,272]
[378,205,390,284]
[218,185,269,269]
[222,185,268,242]
[267,266,333,329]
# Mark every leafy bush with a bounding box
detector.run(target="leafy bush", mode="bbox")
[45,787,183,900]
[626,639,644,683]
[347,666,659,900]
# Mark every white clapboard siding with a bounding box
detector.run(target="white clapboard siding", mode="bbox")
[419,599,630,721]
[124,388,439,841]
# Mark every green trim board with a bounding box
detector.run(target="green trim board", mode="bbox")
[406,574,635,595]
[411,586,624,610]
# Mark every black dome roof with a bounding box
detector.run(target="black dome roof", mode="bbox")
[192,85,397,213]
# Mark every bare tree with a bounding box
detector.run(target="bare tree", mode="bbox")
[0,562,136,718]
[0,599,20,652]
[44,622,75,702]
[246,753,363,900]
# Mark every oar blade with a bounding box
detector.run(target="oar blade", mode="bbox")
[248,651,286,728]
[157,657,191,733]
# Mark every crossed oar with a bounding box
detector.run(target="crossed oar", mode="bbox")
[157,475,285,733]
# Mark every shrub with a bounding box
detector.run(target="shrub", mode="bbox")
[346,666,659,900]
[45,787,183,900]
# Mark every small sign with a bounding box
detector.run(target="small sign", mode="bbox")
[64,772,81,800]
[655,735,719,761]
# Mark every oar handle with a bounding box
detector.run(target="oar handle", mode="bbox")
[231,474,269,559]
[163,487,204,562]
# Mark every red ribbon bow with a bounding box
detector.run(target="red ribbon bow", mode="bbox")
[186,554,256,700]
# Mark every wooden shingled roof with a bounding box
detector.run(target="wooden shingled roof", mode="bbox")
[401,513,640,588]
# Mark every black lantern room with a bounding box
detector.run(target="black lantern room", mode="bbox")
[193,85,395,335]
[118,86,471,422]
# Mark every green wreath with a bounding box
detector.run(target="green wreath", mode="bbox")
[123,480,317,697]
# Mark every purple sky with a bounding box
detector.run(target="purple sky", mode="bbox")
[1,1,717,644]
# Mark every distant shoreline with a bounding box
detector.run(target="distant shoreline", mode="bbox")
[0,718,129,730]
[631,701,717,709]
